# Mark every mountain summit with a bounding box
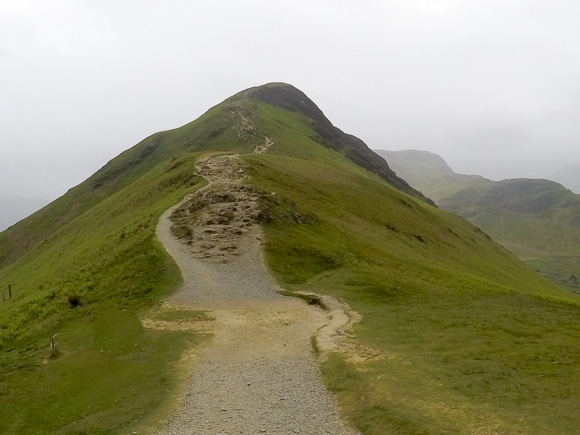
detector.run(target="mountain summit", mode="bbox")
[0,83,431,269]
[90,83,433,205]
[232,84,434,204]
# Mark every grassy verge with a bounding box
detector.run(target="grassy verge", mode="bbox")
[0,310,202,434]
[321,287,580,434]
[246,153,580,434]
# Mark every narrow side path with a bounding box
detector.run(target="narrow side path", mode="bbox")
[149,154,359,434]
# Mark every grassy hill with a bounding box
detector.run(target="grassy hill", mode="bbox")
[1,85,580,433]
[378,149,580,292]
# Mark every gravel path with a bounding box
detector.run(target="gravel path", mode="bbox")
[150,154,359,435]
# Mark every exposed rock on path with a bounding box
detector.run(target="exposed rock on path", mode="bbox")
[149,153,359,434]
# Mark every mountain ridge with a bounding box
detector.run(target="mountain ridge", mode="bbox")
[2,84,580,433]
[0,84,432,270]
[241,84,435,205]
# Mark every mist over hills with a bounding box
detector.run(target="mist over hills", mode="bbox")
[2,84,580,433]
[378,149,580,292]
[377,149,488,201]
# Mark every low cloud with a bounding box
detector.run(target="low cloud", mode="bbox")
[1,0,579,199]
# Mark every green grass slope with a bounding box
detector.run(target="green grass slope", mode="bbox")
[246,154,580,434]
[380,149,580,292]
[1,84,580,433]
[0,94,264,432]
[0,154,207,433]
[0,83,428,433]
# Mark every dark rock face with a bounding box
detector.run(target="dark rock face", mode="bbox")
[247,84,436,207]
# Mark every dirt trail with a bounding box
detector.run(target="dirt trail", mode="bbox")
[147,152,359,434]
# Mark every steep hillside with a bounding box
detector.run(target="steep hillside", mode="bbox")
[380,149,580,292]
[1,84,580,433]
[244,85,435,206]
[246,153,580,434]
[0,86,430,273]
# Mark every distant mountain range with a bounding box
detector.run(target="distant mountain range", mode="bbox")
[0,197,48,232]
[377,149,580,292]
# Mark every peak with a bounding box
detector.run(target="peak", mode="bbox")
[225,84,435,206]
[225,82,327,124]
[241,82,304,96]
[234,82,327,124]
[230,82,303,100]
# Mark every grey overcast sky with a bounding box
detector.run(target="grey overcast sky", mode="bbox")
[2,0,580,202]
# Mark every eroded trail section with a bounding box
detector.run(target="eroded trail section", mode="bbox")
[151,154,359,434]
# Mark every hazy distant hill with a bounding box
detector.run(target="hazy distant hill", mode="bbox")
[1,86,580,433]
[0,197,48,232]
[378,149,580,291]
[377,149,494,201]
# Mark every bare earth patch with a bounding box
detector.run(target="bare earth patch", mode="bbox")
[144,152,360,434]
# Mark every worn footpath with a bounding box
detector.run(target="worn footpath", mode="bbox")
[145,147,359,434]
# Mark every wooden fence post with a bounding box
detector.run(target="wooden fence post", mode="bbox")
[50,334,58,356]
